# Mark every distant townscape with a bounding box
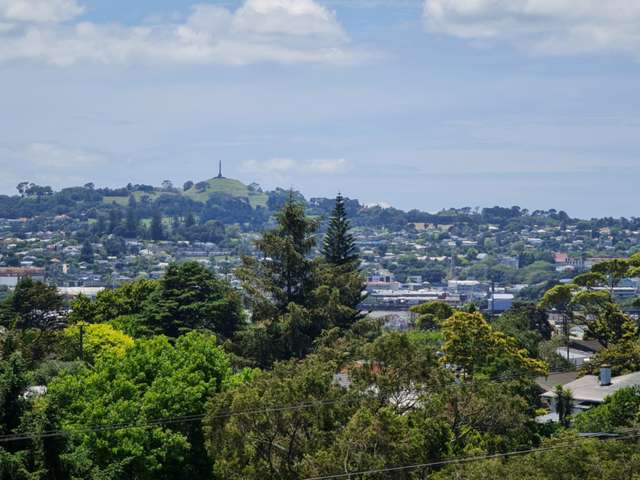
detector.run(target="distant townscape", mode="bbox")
[1,174,638,313]
[3,173,640,479]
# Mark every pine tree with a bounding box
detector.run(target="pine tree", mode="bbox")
[322,194,358,266]
[185,211,196,228]
[150,210,164,241]
[80,240,94,264]
[235,195,323,365]
[240,193,319,313]
[124,205,139,238]
[319,194,365,329]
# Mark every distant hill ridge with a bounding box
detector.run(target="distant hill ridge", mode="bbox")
[101,176,268,209]
[183,177,268,208]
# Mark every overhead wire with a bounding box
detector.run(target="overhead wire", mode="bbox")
[0,368,580,443]
[302,431,640,480]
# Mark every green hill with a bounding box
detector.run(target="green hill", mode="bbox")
[183,177,268,208]
[102,177,267,209]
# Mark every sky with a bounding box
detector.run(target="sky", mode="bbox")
[0,0,639,218]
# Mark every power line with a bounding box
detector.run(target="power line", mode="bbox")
[0,368,577,444]
[302,432,640,480]
[0,399,351,443]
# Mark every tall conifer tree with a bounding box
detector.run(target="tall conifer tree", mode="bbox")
[322,194,358,266]
[241,192,319,313]
[150,209,164,241]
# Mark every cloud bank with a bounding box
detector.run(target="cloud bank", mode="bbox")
[0,0,366,66]
[241,157,348,175]
[424,0,640,56]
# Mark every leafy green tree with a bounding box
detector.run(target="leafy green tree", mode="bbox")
[574,299,638,347]
[572,271,606,289]
[540,284,577,359]
[69,279,158,336]
[580,340,640,376]
[322,193,358,266]
[428,380,537,452]
[3,280,65,343]
[204,355,349,480]
[572,387,640,433]
[591,258,630,293]
[432,435,640,479]
[492,302,552,356]
[441,312,548,378]
[410,301,454,330]
[205,345,452,480]
[0,353,29,437]
[206,332,541,480]
[0,353,46,479]
[350,332,445,409]
[301,406,451,480]
[45,332,235,480]
[143,262,244,339]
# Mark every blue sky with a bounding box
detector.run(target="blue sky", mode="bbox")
[0,0,639,218]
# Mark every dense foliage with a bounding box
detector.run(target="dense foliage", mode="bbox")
[1,200,640,479]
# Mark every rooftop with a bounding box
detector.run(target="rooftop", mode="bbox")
[541,371,640,403]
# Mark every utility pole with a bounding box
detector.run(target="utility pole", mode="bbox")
[489,281,495,320]
[79,323,85,362]
[449,247,455,279]
[564,311,570,365]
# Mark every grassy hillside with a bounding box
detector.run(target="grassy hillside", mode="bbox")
[102,191,172,206]
[102,178,268,209]
[183,178,268,208]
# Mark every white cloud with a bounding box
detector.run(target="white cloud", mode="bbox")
[233,0,347,40]
[0,0,367,66]
[241,157,348,174]
[306,157,347,173]
[424,0,640,56]
[26,143,108,168]
[0,142,110,192]
[0,0,84,24]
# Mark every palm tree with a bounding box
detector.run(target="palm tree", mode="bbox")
[554,385,574,427]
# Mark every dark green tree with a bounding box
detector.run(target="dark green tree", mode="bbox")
[149,209,164,241]
[410,301,454,330]
[238,194,319,317]
[4,279,65,334]
[143,262,244,339]
[107,209,122,234]
[554,385,574,428]
[79,240,94,264]
[322,193,358,266]
[184,211,196,228]
[124,195,139,238]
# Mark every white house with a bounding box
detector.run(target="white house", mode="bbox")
[540,366,640,421]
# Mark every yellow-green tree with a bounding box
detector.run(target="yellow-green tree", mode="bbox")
[441,312,547,377]
[60,323,134,364]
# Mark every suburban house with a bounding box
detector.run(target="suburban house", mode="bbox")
[539,366,640,422]
[0,267,45,287]
[555,339,604,367]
